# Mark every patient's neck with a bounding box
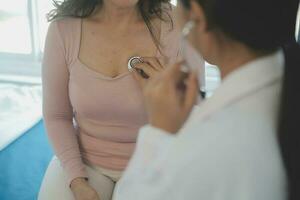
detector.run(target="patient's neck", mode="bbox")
[93,0,141,27]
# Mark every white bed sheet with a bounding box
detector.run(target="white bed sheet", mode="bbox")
[0,83,42,151]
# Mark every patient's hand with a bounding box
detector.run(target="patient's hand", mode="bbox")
[70,177,100,200]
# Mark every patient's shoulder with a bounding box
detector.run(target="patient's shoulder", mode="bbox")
[49,17,80,37]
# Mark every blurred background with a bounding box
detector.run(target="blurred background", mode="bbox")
[0,1,57,200]
[0,0,299,200]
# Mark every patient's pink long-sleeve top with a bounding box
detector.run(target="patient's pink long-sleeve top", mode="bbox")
[42,17,181,185]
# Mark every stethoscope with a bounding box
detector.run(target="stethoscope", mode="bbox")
[127,55,206,99]
[127,56,149,79]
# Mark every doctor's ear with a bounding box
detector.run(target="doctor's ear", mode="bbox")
[189,0,208,32]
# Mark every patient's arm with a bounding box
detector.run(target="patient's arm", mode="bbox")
[42,21,88,186]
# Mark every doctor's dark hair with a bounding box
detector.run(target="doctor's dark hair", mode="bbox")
[47,0,173,50]
[181,0,300,199]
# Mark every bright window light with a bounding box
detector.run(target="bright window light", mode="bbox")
[171,0,177,6]
[37,0,54,52]
[0,0,32,54]
[296,4,300,40]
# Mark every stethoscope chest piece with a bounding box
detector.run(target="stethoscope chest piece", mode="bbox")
[128,56,142,72]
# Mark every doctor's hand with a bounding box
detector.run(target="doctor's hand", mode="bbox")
[132,57,167,82]
[136,62,199,133]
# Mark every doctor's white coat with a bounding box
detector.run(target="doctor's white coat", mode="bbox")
[113,50,287,200]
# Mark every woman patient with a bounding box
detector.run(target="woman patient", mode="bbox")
[38,0,185,199]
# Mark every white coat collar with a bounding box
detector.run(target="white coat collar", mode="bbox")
[193,50,284,122]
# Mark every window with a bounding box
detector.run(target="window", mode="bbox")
[0,0,54,79]
[297,3,300,42]
[0,0,32,54]
[37,0,55,52]
[171,0,177,6]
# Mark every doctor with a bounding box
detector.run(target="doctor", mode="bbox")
[113,0,300,199]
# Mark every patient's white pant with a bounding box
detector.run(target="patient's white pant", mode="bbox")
[38,157,122,200]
